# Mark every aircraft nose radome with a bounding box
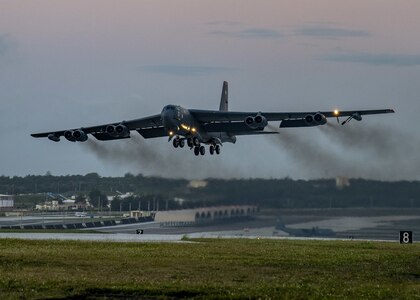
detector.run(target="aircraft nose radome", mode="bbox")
[161,111,176,129]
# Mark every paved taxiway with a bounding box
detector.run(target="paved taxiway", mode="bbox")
[0,232,188,243]
[1,209,419,242]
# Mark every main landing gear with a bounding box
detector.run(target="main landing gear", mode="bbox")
[194,144,220,156]
[209,144,221,155]
[172,136,221,156]
[172,137,185,148]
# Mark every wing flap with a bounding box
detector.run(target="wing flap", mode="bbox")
[136,127,167,139]
[92,133,131,141]
[204,122,259,133]
[280,119,316,128]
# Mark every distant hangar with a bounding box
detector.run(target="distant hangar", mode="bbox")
[0,194,14,210]
[155,205,258,226]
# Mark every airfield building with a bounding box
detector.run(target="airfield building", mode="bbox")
[0,194,14,210]
[155,205,258,227]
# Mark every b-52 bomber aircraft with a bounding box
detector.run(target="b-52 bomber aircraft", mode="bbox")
[32,81,394,156]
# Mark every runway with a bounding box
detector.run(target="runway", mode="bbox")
[0,232,188,243]
[0,231,400,243]
[1,209,418,243]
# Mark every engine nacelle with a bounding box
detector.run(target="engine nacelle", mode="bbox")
[106,124,129,137]
[245,113,267,129]
[352,112,362,121]
[304,114,315,125]
[106,125,116,135]
[313,112,327,125]
[47,134,60,142]
[72,130,88,142]
[245,116,257,129]
[254,113,268,128]
[64,130,76,142]
[115,124,129,137]
[305,113,327,126]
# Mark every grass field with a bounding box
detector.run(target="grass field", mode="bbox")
[0,238,419,299]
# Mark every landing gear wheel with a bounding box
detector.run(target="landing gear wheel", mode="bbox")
[179,139,185,148]
[199,146,205,155]
[209,145,214,155]
[173,139,179,148]
[215,144,221,155]
[187,138,193,148]
[194,146,200,156]
[193,137,200,147]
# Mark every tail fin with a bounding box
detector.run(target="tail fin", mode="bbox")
[219,81,228,111]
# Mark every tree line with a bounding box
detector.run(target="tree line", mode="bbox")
[2,173,419,209]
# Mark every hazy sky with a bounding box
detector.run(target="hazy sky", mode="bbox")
[1,1,419,180]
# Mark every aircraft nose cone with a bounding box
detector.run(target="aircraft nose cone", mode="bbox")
[161,111,177,130]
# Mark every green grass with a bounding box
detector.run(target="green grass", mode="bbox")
[0,238,419,299]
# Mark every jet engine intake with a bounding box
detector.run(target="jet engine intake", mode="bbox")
[245,116,257,129]
[314,113,327,125]
[304,114,314,125]
[245,113,267,129]
[304,113,326,126]
[106,125,116,135]
[64,130,76,142]
[72,130,88,142]
[106,124,130,138]
[115,124,129,137]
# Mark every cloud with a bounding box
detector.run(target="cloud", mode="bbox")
[321,52,420,67]
[296,26,370,39]
[209,28,283,39]
[205,21,242,27]
[138,65,231,76]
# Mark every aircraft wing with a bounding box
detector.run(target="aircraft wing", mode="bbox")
[190,109,394,123]
[31,114,162,141]
[204,122,278,136]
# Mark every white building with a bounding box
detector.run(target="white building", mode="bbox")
[155,205,258,226]
[35,199,81,211]
[0,194,14,210]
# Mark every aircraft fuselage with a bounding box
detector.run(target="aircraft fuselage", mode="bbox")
[161,104,236,145]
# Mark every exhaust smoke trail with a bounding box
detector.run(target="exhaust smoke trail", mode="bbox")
[266,125,358,178]
[267,123,420,180]
[319,122,420,180]
[82,134,239,179]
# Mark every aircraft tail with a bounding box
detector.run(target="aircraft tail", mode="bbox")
[219,81,228,111]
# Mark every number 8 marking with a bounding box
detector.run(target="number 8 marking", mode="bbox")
[403,232,410,243]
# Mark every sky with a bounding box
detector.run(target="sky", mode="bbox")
[0,0,419,180]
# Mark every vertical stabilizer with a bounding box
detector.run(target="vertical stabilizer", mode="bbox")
[219,81,228,111]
